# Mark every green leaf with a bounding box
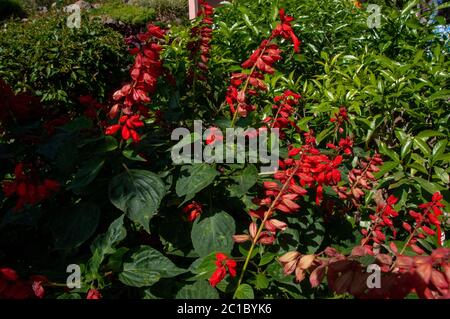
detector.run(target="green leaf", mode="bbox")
[234,283,254,299]
[413,137,431,157]
[412,177,444,195]
[255,273,269,290]
[434,167,449,184]
[50,202,100,250]
[374,161,399,179]
[109,169,166,233]
[90,215,127,256]
[259,252,275,266]
[379,142,400,163]
[400,139,413,160]
[119,246,186,287]
[122,149,147,162]
[191,211,235,257]
[189,252,217,280]
[417,130,446,138]
[176,164,218,200]
[60,117,93,132]
[227,164,258,197]
[67,158,105,192]
[432,139,447,164]
[176,280,219,299]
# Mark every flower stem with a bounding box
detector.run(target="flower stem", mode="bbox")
[233,163,300,298]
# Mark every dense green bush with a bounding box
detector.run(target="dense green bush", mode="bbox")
[0,0,26,20]
[90,0,157,26]
[128,0,188,22]
[0,13,130,106]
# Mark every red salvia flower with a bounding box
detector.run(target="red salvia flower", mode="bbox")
[272,9,301,53]
[187,0,214,82]
[2,163,60,210]
[226,9,300,120]
[182,201,203,222]
[86,289,102,300]
[263,90,301,137]
[209,253,237,287]
[106,24,166,143]
[105,114,144,143]
[0,267,46,299]
[330,107,349,133]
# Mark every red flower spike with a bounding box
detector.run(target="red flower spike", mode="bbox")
[182,201,203,222]
[209,253,237,287]
[86,289,102,300]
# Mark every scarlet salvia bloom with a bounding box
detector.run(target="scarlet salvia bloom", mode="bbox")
[209,253,237,287]
[105,114,144,143]
[2,163,59,210]
[86,289,102,300]
[0,267,46,299]
[272,9,301,53]
[405,192,445,248]
[182,201,203,222]
[263,90,301,137]
[106,24,166,143]
[0,79,43,126]
[188,0,214,82]
[333,153,383,205]
[205,127,224,145]
[330,106,349,133]
[226,9,300,118]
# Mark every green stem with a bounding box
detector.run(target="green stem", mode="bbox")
[233,163,300,298]
[230,38,273,128]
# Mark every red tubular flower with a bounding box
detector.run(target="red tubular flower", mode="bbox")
[338,137,353,155]
[187,0,214,82]
[86,289,102,300]
[263,90,301,137]
[205,127,224,145]
[226,9,300,120]
[209,253,237,287]
[105,114,144,143]
[0,267,46,299]
[106,24,166,143]
[334,153,383,205]
[407,192,445,247]
[182,201,203,222]
[330,107,349,133]
[2,163,59,210]
[0,79,43,127]
[272,9,301,53]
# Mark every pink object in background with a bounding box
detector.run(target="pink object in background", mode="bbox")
[188,0,222,19]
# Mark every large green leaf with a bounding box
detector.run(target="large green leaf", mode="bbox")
[50,202,100,250]
[119,246,186,287]
[234,284,254,299]
[86,215,127,281]
[191,211,235,257]
[176,164,218,198]
[67,157,105,193]
[90,215,127,256]
[109,169,166,233]
[176,280,219,299]
[412,177,444,195]
[227,164,258,197]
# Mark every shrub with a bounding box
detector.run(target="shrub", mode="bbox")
[0,13,130,106]
[0,0,26,20]
[90,0,157,26]
[128,0,188,22]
